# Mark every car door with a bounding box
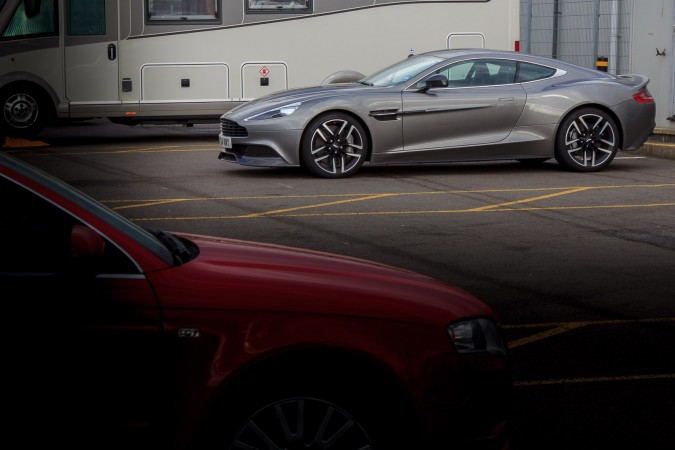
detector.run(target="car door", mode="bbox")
[64,0,120,113]
[0,175,167,448]
[400,59,527,161]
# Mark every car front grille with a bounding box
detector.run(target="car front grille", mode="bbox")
[220,118,248,137]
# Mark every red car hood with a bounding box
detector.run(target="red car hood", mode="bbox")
[149,233,495,327]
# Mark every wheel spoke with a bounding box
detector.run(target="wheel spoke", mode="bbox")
[572,119,584,134]
[565,137,580,147]
[590,116,603,130]
[311,144,328,155]
[276,401,304,442]
[336,120,348,137]
[320,123,336,139]
[239,420,284,450]
[233,397,373,450]
[308,405,356,449]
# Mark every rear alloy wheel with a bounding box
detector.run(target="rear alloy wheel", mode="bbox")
[229,397,374,449]
[555,108,619,171]
[301,113,368,178]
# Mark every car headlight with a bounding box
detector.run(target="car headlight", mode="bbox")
[244,102,301,121]
[448,318,507,355]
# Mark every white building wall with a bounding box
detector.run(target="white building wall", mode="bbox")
[522,0,674,128]
[629,0,674,129]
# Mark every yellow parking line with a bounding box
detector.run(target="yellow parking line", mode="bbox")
[103,183,675,206]
[126,201,675,221]
[108,183,675,217]
[235,193,399,218]
[506,317,675,349]
[507,323,588,349]
[467,187,591,211]
[515,373,675,387]
[113,198,206,211]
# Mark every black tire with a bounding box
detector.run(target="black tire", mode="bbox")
[0,83,52,138]
[300,112,368,178]
[554,108,619,172]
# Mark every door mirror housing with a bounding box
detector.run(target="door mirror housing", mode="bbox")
[420,74,448,93]
[24,0,41,18]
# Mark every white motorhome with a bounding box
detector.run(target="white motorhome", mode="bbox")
[0,0,520,136]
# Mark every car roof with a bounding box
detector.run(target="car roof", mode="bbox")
[419,48,612,77]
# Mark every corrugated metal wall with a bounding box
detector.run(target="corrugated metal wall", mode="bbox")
[521,0,633,74]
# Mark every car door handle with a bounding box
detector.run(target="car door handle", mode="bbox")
[498,97,515,102]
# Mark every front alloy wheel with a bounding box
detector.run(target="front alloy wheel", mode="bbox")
[230,397,373,449]
[555,108,619,171]
[301,113,368,178]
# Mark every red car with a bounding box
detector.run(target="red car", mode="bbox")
[1,152,512,450]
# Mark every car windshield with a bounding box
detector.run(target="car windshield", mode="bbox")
[360,55,444,87]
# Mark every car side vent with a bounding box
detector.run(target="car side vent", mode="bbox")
[220,118,249,137]
[368,109,400,121]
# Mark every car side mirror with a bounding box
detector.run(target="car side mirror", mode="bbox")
[24,0,41,18]
[420,74,449,93]
[70,224,105,271]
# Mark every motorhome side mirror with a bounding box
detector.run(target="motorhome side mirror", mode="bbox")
[24,0,41,18]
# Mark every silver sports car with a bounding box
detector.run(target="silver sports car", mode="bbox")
[218,49,656,178]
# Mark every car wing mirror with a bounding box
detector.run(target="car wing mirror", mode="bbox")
[70,224,105,269]
[24,0,42,18]
[420,74,449,93]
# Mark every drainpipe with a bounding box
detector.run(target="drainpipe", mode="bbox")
[593,0,601,64]
[552,0,561,59]
[609,0,620,74]
[525,0,533,54]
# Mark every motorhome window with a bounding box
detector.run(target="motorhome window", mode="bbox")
[147,0,218,21]
[246,0,312,13]
[67,0,105,36]
[2,0,57,39]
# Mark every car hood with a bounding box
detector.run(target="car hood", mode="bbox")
[225,83,381,117]
[149,233,494,327]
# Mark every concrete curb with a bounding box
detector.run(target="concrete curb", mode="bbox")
[634,127,675,160]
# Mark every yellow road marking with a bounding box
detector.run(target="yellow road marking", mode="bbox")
[106,183,675,217]
[235,193,399,218]
[509,319,675,386]
[506,317,675,349]
[515,373,675,387]
[126,202,675,221]
[467,187,592,211]
[508,323,588,349]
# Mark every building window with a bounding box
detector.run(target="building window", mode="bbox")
[246,0,312,14]
[147,0,218,22]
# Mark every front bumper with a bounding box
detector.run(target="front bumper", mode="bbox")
[217,120,304,167]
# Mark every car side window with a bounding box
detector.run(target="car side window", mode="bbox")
[516,62,557,82]
[0,176,138,274]
[415,59,518,89]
